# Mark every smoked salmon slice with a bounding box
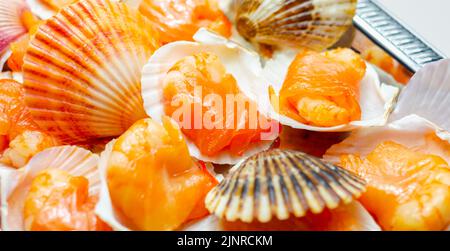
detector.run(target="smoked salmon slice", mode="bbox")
[106,118,218,230]
[163,52,278,157]
[271,48,366,127]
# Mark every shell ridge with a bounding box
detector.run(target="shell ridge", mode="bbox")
[23,0,155,143]
[28,16,140,118]
[272,152,299,218]
[235,0,357,51]
[285,151,326,212]
[205,149,367,223]
[280,153,302,215]
[76,1,143,112]
[0,0,28,52]
[305,156,353,206]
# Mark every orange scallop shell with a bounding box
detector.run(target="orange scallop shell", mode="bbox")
[23,0,160,144]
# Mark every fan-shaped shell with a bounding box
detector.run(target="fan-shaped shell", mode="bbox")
[0,0,31,54]
[141,29,278,165]
[233,0,357,51]
[390,59,450,130]
[0,146,100,230]
[205,149,366,223]
[23,0,160,144]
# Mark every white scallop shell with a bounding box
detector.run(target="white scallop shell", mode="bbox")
[254,50,400,132]
[26,0,55,19]
[324,59,450,163]
[141,29,278,165]
[94,140,127,231]
[23,0,159,144]
[390,59,450,130]
[0,146,100,231]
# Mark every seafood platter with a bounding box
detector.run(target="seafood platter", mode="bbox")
[0,0,448,231]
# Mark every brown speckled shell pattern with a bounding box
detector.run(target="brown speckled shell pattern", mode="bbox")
[235,0,357,51]
[205,149,366,223]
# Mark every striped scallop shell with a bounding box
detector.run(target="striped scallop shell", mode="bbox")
[205,149,366,223]
[234,0,357,51]
[23,0,160,144]
[0,0,31,54]
[0,146,100,230]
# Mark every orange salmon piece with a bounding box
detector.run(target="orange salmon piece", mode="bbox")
[106,118,218,230]
[163,52,278,157]
[271,48,366,127]
[340,141,450,230]
[7,16,41,72]
[139,0,231,44]
[0,79,57,168]
[24,169,111,231]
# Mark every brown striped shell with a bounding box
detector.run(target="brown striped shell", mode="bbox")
[205,149,366,223]
[234,0,357,51]
[22,0,160,144]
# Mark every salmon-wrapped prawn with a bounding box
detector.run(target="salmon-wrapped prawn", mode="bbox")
[271,48,366,127]
[1,146,110,231]
[139,0,231,44]
[163,52,277,157]
[98,117,217,230]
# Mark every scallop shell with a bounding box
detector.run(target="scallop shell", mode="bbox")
[324,60,450,164]
[0,71,23,82]
[205,149,366,223]
[233,0,357,51]
[94,139,127,231]
[26,0,56,19]
[0,146,100,231]
[23,0,160,144]
[254,50,400,132]
[0,0,31,54]
[141,29,278,165]
[390,59,450,130]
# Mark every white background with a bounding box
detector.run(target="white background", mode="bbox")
[376,0,450,57]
